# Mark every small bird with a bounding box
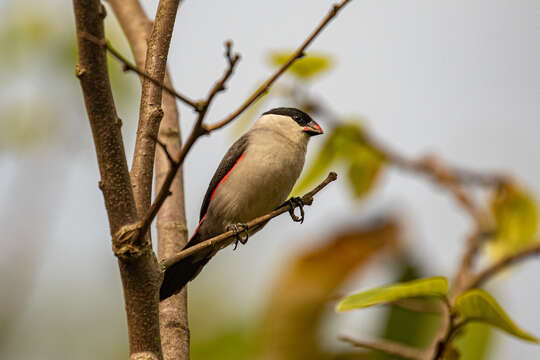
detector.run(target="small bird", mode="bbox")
[159,107,323,301]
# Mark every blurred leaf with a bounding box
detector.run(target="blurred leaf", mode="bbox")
[455,289,538,343]
[258,218,400,360]
[336,277,448,312]
[191,326,256,360]
[348,149,383,198]
[294,121,384,197]
[489,184,538,259]
[452,323,491,360]
[0,100,59,150]
[269,51,332,80]
[375,263,443,360]
[292,137,338,196]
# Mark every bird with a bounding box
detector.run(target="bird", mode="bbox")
[159,107,323,301]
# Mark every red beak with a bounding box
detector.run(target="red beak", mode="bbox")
[303,120,323,136]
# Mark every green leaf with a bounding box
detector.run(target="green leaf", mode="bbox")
[292,140,337,197]
[452,323,491,360]
[293,121,385,197]
[375,262,443,360]
[191,326,256,360]
[336,277,448,312]
[347,147,384,198]
[455,289,538,343]
[269,51,332,80]
[489,184,538,259]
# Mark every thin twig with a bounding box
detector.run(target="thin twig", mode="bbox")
[339,334,426,360]
[205,0,352,132]
[81,32,200,110]
[152,135,176,166]
[161,172,337,269]
[367,138,490,228]
[466,242,540,290]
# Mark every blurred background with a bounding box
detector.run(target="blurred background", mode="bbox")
[1,0,539,359]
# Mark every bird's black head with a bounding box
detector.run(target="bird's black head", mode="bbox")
[262,107,323,136]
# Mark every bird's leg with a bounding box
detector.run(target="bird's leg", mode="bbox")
[226,223,249,250]
[287,197,305,224]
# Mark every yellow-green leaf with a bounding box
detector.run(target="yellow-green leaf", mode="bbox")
[489,184,538,259]
[455,289,538,343]
[453,323,492,360]
[292,135,338,196]
[293,122,375,196]
[347,147,384,198]
[336,277,448,312]
[269,51,332,80]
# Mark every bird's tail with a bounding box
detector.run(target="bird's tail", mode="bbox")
[159,231,210,301]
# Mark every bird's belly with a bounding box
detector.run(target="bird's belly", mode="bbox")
[207,141,305,232]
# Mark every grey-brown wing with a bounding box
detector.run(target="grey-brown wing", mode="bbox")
[199,134,249,220]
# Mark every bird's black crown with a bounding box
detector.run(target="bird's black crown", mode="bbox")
[263,107,313,127]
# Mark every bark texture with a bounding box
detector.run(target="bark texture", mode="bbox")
[108,0,190,358]
[73,0,162,358]
[130,0,181,215]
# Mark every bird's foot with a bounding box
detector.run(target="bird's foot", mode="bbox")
[287,197,305,224]
[226,223,249,250]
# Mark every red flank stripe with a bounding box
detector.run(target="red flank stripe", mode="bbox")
[209,152,245,202]
[189,215,206,242]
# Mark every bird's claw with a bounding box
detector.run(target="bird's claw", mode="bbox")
[226,223,249,250]
[288,197,305,224]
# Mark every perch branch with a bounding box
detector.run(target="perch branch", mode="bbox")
[161,172,338,269]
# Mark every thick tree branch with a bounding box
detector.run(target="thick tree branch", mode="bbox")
[108,0,191,358]
[108,0,152,65]
[72,0,162,358]
[339,334,426,360]
[131,0,181,217]
[107,0,191,357]
[161,172,337,269]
